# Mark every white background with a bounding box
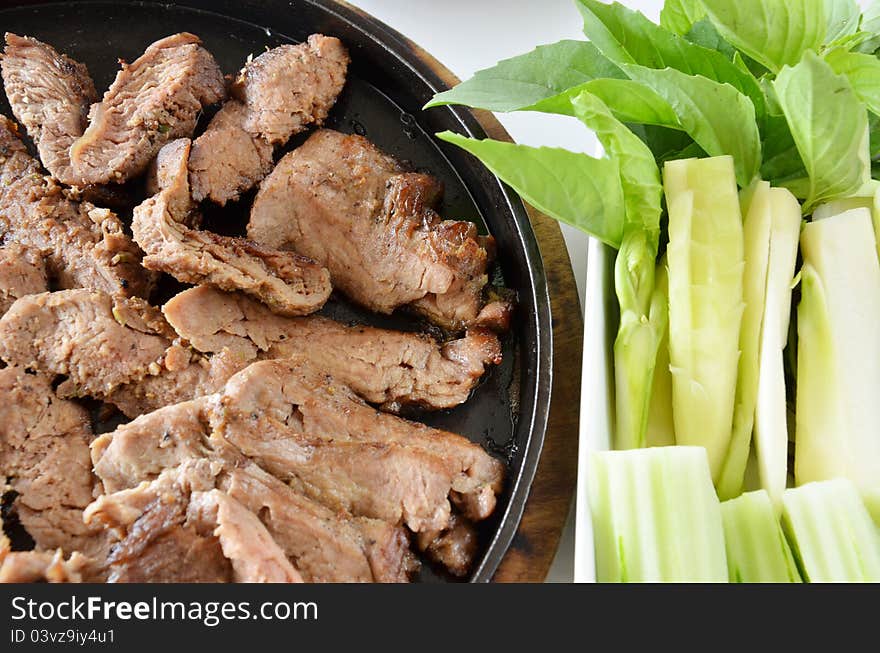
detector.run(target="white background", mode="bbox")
[348,0,664,583]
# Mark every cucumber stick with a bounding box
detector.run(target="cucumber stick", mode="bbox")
[796,208,880,516]
[664,156,745,483]
[782,480,880,582]
[588,446,728,582]
[718,181,774,500]
[721,490,801,583]
[812,185,880,261]
[753,187,801,510]
[718,182,800,505]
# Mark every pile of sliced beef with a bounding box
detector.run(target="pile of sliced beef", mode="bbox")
[0,29,513,583]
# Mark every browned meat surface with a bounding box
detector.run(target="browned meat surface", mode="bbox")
[0,549,95,583]
[0,289,248,417]
[189,34,349,206]
[90,398,216,493]
[188,101,275,205]
[91,406,415,582]
[92,359,499,566]
[248,129,511,330]
[0,367,108,559]
[163,285,502,411]
[0,290,170,396]
[145,137,199,224]
[133,138,332,316]
[220,360,503,525]
[417,515,479,577]
[93,460,301,582]
[0,117,154,298]
[189,488,303,583]
[224,464,414,583]
[231,35,349,145]
[105,348,248,419]
[86,462,235,582]
[69,33,225,185]
[0,244,47,315]
[1,34,97,184]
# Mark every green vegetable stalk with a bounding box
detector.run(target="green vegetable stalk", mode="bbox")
[612,230,666,449]
[569,92,665,450]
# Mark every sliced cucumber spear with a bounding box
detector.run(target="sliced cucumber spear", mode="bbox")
[664,156,745,483]
[796,207,880,519]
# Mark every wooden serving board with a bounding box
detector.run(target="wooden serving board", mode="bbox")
[398,37,584,583]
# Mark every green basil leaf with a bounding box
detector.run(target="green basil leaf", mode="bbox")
[622,64,762,186]
[773,50,870,209]
[575,0,766,117]
[701,0,826,73]
[425,40,624,111]
[823,0,860,43]
[659,0,707,35]
[824,47,880,116]
[571,92,662,235]
[436,131,626,247]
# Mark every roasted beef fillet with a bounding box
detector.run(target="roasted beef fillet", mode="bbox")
[86,460,302,583]
[0,367,109,560]
[1,33,97,185]
[163,285,501,411]
[68,33,225,185]
[0,117,154,298]
[190,35,349,205]
[133,138,332,316]
[91,405,416,582]
[248,129,512,331]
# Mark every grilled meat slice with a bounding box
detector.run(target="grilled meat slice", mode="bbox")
[91,401,415,582]
[220,359,504,524]
[231,35,349,145]
[133,138,331,316]
[92,359,501,567]
[0,289,249,417]
[1,34,97,184]
[248,129,511,330]
[188,101,274,205]
[0,367,108,559]
[0,117,154,298]
[190,34,349,207]
[0,290,170,396]
[69,33,225,185]
[163,285,501,411]
[86,460,302,583]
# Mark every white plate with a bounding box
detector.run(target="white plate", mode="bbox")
[573,238,616,582]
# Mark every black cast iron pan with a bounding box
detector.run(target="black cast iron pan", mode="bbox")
[0,0,553,582]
